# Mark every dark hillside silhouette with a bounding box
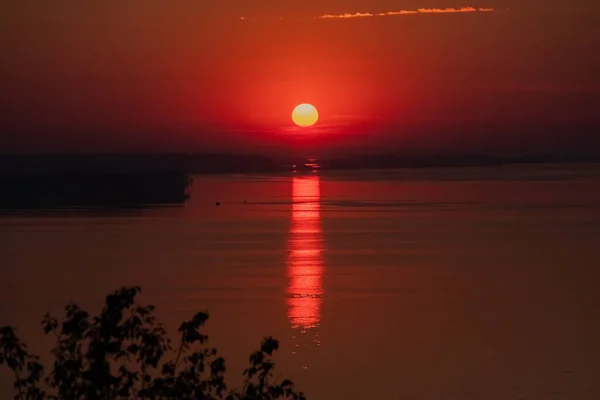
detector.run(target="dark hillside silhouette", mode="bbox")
[0,154,280,175]
[0,171,192,209]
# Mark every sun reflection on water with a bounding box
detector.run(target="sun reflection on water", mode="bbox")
[287,175,324,364]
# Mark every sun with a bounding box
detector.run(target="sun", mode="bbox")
[292,104,319,127]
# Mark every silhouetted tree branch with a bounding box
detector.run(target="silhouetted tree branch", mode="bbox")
[1,287,305,400]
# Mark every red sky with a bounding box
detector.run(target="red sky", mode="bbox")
[1,1,599,155]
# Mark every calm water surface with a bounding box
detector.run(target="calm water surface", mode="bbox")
[2,165,600,399]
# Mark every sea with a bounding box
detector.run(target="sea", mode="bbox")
[1,164,600,399]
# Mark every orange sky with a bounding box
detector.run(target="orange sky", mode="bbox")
[1,1,599,155]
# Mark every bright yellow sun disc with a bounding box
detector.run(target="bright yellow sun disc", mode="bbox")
[292,104,319,127]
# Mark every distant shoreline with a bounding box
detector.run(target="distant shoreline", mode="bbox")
[0,153,598,175]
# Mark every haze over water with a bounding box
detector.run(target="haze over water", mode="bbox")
[1,165,600,399]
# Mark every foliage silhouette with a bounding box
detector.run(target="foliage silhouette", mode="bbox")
[0,287,305,400]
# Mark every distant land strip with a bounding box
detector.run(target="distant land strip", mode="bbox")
[318,7,495,19]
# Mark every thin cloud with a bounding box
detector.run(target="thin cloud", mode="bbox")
[318,7,494,19]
